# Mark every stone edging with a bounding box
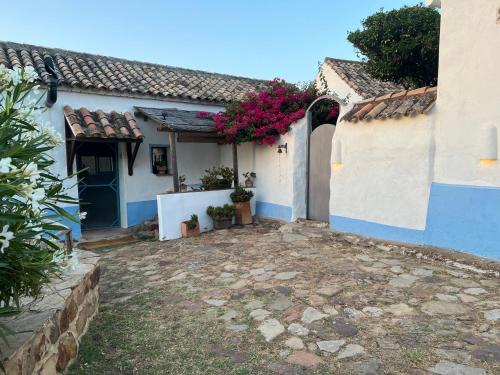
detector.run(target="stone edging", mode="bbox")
[1,250,100,374]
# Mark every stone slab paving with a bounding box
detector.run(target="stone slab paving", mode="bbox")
[75,220,499,374]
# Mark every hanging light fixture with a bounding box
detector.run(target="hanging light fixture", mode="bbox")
[479,124,498,166]
[277,143,288,154]
[332,139,343,169]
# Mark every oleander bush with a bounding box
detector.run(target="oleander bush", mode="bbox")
[0,65,78,324]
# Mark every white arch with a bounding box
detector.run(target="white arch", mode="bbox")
[306,95,341,115]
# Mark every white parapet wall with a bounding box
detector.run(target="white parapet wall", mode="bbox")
[157,188,256,241]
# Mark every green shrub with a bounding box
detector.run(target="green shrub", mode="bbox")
[206,204,236,219]
[347,5,440,88]
[201,166,233,190]
[0,65,78,359]
[230,186,254,203]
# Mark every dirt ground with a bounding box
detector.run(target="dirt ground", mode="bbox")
[70,220,499,375]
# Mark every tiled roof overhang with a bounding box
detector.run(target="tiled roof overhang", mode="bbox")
[342,86,437,123]
[0,41,266,104]
[134,107,218,133]
[324,57,404,99]
[64,106,144,141]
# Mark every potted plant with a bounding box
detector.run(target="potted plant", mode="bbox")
[179,175,187,192]
[230,186,254,225]
[207,204,236,229]
[157,159,168,175]
[243,171,256,187]
[181,214,200,237]
[201,166,234,190]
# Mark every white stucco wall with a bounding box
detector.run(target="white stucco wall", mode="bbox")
[217,117,308,221]
[157,188,256,240]
[219,142,256,182]
[46,90,225,227]
[330,114,436,229]
[316,63,363,117]
[253,134,294,208]
[434,0,500,187]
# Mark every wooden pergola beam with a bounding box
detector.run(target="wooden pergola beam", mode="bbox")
[168,130,180,192]
[232,143,239,187]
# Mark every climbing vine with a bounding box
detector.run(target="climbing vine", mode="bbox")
[212,78,339,145]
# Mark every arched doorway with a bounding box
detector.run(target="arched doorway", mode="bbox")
[305,96,340,222]
[308,123,336,221]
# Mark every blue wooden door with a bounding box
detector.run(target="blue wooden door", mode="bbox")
[76,142,120,230]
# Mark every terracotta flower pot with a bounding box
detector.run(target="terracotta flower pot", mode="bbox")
[235,201,252,225]
[181,222,200,237]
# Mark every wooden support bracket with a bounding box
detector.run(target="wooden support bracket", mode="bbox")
[66,139,77,176]
[126,142,141,176]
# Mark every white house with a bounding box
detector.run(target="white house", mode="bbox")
[329,0,500,260]
[0,41,269,239]
[2,41,393,240]
[317,57,402,115]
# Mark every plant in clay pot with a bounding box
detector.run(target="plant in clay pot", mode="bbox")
[179,175,187,192]
[243,171,256,187]
[181,214,200,237]
[230,186,254,225]
[206,204,235,229]
[157,159,168,174]
[201,166,234,190]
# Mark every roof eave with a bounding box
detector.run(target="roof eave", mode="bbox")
[57,85,228,107]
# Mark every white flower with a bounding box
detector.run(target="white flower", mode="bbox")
[0,225,14,253]
[29,188,46,212]
[8,67,22,85]
[21,184,45,212]
[23,66,38,83]
[0,157,14,174]
[23,162,40,182]
[39,122,63,146]
[79,211,87,220]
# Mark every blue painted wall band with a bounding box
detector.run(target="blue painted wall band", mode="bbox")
[126,200,158,227]
[48,205,82,240]
[256,201,292,222]
[330,182,500,260]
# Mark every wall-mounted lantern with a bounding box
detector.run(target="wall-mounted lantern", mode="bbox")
[332,139,343,169]
[277,143,288,154]
[479,124,498,166]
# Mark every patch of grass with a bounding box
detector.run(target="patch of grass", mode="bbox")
[70,288,273,375]
[403,348,428,363]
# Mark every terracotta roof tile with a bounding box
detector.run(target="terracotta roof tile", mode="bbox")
[64,106,143,140]
[342,87,437,123]
[324,57,404,99]
[1,41,266,104]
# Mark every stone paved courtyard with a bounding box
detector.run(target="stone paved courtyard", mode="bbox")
[71,220,499,374]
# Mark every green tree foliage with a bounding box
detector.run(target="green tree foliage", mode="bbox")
[348,5,440,88]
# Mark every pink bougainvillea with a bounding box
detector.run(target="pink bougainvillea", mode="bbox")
[196,111,213,119]
[213,79,338,145]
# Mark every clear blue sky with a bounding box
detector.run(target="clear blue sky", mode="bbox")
[0,0,419,83]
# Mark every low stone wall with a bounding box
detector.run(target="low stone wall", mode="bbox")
[1,250,100,374]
